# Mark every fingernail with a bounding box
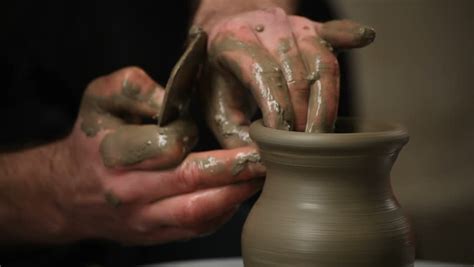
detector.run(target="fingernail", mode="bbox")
[359,26,376,43]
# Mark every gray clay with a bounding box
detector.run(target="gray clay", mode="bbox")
[242,118,415,267]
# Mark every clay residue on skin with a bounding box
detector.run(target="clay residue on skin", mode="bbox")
[121,79,161,111]
[191,156,227,175]
[104,191,121,207]
[188,25,204,39]
[299,35,339,133]
[320,20,376,49]
[277,38,296,85]
[254,24,265,32]
[79,80,161,137]
[79,96,123,137]
[358,26,376,44]
[209,35,294,131]
[203,67,254,148]
[305,71,320,85]
[99,120,197,168]
[305,53,338,133]
[318,39,334,52]
[214,113,251,143]
[251,63,292,131]
[231,151,262,176]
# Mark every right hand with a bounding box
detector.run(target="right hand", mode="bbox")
[41,67,265,245]
[198,8,376,147]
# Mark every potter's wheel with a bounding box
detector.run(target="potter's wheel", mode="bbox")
[142,258,471,267]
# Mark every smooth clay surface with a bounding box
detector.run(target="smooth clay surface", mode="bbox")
[241,118,414,267]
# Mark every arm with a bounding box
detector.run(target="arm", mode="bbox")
[0,140,71,243]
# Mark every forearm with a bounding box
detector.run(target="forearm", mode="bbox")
[194,0,300,29]
[0,139,71,243]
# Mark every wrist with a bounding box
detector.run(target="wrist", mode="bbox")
[193,0,299,31]
[0,139,75,243]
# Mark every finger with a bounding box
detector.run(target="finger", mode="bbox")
[209,20,294,130]
[104,146,265,205]
[140,179,263,227]
[249,8,310,131]
[185,206,237,238]
[80,66,165,137]
[99,119,198,170]
[200,66,255,148]
[290,17,340,133]
[86,66,164,117]
[123,207,237,246]
[316,19,376,50]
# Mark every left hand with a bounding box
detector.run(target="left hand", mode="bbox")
[196,7,375,148]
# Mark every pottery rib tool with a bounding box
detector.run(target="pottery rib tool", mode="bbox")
[158,27,207,126]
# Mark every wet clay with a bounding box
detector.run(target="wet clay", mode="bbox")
[209,35,294,131]
[320,20,376,49]
[299,35,340,133]
[79,80,161,137]
[191,156,227,175]
[231,151,261,176]
[242,119,415,267]
[276,38,298,85]
[201,64,254,148]
[99,120,197,168]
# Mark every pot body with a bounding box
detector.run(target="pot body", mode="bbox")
[242,119,415,267]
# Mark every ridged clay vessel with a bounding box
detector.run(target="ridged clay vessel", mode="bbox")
[242,118,415,267]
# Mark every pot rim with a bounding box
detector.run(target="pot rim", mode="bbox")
[250,118,409,150]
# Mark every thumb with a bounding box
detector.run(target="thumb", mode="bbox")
[79,67,165,136]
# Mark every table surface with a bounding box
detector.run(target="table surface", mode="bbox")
[144,258,472,267]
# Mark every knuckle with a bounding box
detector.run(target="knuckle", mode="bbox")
[222,17,247,31]
[211,22,247,46]
[120,66,147,79]
[175,160,202,192]
[289,79,310,94]
[318,57,339,74]
[290,15,314,26]
[264,6,287,16]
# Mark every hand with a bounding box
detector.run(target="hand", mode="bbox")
[1,67,264,245]
[197,7,375,148]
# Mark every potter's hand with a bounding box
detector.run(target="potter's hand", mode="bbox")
[0,67,264,245]
[195,5,375,147]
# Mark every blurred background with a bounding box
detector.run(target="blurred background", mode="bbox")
[334,0,474,263]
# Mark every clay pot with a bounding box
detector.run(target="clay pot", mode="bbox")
[242,118,415,267]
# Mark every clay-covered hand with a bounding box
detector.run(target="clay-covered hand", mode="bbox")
[9,67,264,245]
[198,7,375,147]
